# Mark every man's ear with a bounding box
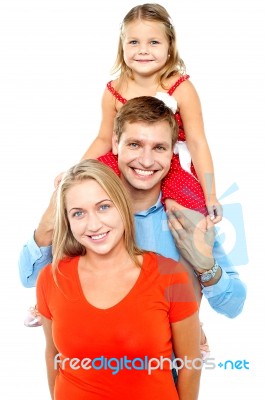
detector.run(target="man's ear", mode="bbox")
[112,133,118,155]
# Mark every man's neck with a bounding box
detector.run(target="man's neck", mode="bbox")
[121,179,161,213]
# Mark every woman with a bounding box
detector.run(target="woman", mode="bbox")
[36,159,201,399]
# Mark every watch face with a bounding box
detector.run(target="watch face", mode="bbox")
[200,272,213,282]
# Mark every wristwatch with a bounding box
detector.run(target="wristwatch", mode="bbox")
[197,260,220,283]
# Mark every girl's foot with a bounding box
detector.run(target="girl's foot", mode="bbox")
[200,322,210,361]
[24,306,42,327]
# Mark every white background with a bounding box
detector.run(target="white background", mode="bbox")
[0,0,265,398]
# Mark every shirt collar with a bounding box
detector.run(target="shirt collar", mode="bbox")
[134,192,163,216]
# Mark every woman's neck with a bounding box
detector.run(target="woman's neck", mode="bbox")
[80,245,134,274]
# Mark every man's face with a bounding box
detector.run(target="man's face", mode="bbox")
[113,121,173,195]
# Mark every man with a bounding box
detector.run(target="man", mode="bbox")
[19,96,246,324]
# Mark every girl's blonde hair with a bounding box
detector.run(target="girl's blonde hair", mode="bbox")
[112,3,186,88]
[52,159,143,280]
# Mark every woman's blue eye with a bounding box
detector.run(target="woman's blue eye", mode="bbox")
[73,211,83,217]
[129,40,138,45]
[99,204,110,211]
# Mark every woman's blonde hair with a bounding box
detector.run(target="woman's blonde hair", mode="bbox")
[112,3,186,88]
[52,159,143,280]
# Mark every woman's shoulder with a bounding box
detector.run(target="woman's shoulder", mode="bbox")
[143,252,186,277]
[37,261,52,278]
[56,256,80,278]
[38,257,79,281]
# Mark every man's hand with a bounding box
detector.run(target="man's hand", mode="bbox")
[167,208,215,274]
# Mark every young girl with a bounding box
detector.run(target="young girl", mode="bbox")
[37,159,201,399]
[81,3,223,222]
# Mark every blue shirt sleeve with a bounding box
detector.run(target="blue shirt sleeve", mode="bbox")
[201,267,247,318]
[202,236,247,318]
[18,233,52,288]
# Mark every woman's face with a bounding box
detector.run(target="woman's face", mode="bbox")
[66,179,125,256]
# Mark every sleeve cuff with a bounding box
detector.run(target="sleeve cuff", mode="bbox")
[26,233,52,264]
[201,269,231,298]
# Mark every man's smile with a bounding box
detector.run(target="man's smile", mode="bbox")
[133,168,155,176]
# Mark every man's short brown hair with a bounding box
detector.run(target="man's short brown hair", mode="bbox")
[114,96,178,148]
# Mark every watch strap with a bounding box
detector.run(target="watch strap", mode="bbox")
[197,259,220,283]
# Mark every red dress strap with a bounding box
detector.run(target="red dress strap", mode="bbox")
[107,81,127,104]
[167,74,190,96]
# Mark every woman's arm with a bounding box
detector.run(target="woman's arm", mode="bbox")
[42,316,58,399]
[171,312,201,400]
[81,87,117,160]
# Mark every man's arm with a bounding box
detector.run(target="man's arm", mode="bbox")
[18,236,53,288]
[18,191,55,288]
[167,209,247,318]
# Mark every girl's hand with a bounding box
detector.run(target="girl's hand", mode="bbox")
[206,200,223,224]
